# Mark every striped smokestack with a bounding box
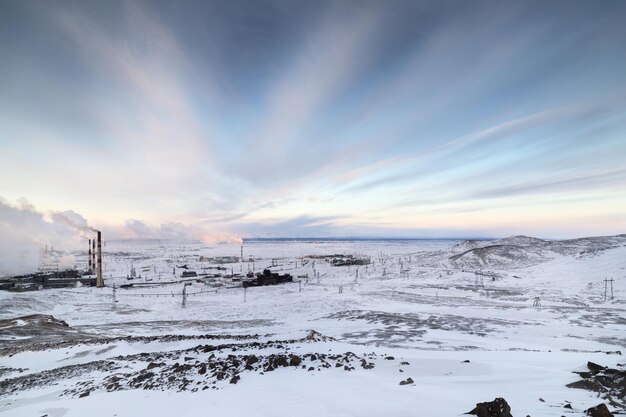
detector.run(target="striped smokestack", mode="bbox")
[88,239,92,272]
[96,230,103,287]
[92,239,96,275]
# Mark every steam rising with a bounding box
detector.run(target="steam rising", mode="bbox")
[50,211,99,233]
[0,198,243,276]
[0,199,93,276]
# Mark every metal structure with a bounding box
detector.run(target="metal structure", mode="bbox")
[242,269,293,288]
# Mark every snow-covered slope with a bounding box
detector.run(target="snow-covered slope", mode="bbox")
[448,234,626,270]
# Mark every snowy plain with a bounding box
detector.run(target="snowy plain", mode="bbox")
[0,236,624,416]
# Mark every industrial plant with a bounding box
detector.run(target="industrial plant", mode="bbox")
[0,230,104,291]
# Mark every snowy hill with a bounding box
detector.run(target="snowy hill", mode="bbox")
[448,234,626,270]
[449,244,549,269]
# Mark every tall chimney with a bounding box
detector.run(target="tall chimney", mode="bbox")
[96,230,103,287]
[88,239,92,272]
[92,239,96,275]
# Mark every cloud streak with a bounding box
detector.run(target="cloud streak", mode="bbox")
[1,0,625,238]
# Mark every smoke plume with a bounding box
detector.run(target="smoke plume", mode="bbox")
[0,198,94,276]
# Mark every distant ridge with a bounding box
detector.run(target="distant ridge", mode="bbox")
[243,237,494,242]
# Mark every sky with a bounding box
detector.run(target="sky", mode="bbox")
[1,0,626,244]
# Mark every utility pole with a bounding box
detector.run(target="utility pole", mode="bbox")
[604,278,614,301]
[612,278,615,300]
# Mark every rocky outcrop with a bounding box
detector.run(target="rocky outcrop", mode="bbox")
[467,397,513,417]
[586,403,614,417]
[566,362,625,410]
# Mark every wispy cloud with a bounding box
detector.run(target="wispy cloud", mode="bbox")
[117,217,242,244]
[234,6,382,184]
[336,95,626,195]
[1,0,625,239]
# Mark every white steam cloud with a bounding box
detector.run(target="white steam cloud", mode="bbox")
[0,198,94,276]
[0,197,245,277]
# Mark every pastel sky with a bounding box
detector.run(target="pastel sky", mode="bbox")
[1,0,626,240]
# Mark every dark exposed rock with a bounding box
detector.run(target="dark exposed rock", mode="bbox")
[146,362,162,370]
[131,371,154,385]
[566,379,606,392]
[399,377,414,385]
[467,397,512,417]
[0,329,263,357]
[1,331,379,399]
[588,362,607,373]
[78,390,90,398]
[0,366,28,378]
[585,403,614,417]
[360,359,375,369]
[273,355,289,368]
[566,362,625,409]
[304,330,336,342]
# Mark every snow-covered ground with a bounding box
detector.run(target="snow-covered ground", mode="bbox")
[0,236,624,416]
